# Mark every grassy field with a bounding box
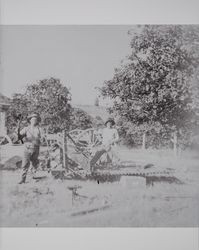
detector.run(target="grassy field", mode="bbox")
[0,145,199,227]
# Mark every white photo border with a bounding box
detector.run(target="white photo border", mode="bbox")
[0,0,199,250]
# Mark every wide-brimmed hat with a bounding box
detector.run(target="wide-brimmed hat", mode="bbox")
[105,118,115,126]
[27,113,40,122]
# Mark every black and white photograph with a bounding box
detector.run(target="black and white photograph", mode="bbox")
[0,24,199,228]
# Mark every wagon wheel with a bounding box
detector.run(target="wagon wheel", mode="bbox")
[68,128,102,155]
[76,129,119,168]
[77,128,102,151]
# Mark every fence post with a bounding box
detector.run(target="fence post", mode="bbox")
[62,130,68,171]
[142,132,146,150]
[173,131,178,157]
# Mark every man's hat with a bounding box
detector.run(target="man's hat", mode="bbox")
[27,113,40,121]
[105,118,115,126]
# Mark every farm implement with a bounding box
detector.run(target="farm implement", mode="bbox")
[44,128,182,186]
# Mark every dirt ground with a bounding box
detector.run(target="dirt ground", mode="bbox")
[0,145,199,227]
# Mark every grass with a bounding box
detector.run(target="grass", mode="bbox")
[0,145,199,227]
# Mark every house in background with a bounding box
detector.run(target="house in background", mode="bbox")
[0,93,11,136]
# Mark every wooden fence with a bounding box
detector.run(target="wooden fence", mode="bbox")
[141,131,179,156]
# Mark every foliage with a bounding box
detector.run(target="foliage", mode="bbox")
[100,25,199,148]
[70,108,93,130]
[7,78,72,133]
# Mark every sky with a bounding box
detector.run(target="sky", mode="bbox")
[0,25,132,105]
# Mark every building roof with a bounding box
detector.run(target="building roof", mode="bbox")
[0,93,11,106]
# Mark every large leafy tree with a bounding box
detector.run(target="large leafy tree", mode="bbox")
[7,78,72,133]
[100,25,199,148]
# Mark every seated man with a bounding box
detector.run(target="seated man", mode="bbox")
[90,118,119,172]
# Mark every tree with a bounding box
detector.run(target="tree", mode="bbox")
[70,108,93,130]
[100,25,199,148]
[7,78,72,133]
[6,93,29,134]
[93,115,104,128]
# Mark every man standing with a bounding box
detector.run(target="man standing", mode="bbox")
[90,118,119,172]
[18,113,42,184]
